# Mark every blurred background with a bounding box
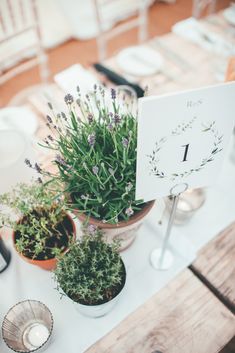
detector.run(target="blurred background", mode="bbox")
[0,0,232,106]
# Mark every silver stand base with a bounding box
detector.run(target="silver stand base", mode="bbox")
[150,248,174,270]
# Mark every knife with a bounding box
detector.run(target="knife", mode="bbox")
[93,63,145,98]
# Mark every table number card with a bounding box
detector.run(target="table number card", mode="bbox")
[136,82,235,201]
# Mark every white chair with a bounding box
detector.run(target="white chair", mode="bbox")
[93,0,150,61]
[192,0,217,18]
[0,0,49,86]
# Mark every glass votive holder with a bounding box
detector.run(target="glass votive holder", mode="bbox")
[2,300,53,353]
[164,188,206,225]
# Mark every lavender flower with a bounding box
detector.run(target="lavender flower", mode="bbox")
[122,137,129,147]
[88,133,96,147]
[48,135,53,141]
[64,93,74,105]
[107,123,114,131]
[55,155,67,167]
[46,115,52,124]
[61,112,67,121]
[34,163,42,174]
[87,224,97,235]
[87,113,94,124]
[37,177,43,184]
[92,166,99,175]
[111,88,116,100]
[24,158,32,168]
[113,113,121,125]
[76,86,80,93]
[85,94,90,102]
[125,206,134,217]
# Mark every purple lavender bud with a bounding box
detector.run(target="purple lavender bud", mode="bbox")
[109,112,113,118]
[55,154,67,167]
[64,93,74,104]
[37,177,43,184]
[46,115,52,124]
[85,94,90,101]
[88,133,96,147]
[34,163,42,174]
[122,137,129,147]
[87,113,94,124]
[61,112,67,121]
[24,158,32,168]
[113,113,121,125]
[94,84,97,92]
[111,88,116,100]
[87,224,97,234]
[125,206,134,217]
[76,98,81,106]
[47,102,53,110]
[92,166,99,175]
[48,135,53,141]
[76,86,80,93]
[44,138,49,145]
[107,123,114,131]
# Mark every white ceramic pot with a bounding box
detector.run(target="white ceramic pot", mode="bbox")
[73,287,125,318]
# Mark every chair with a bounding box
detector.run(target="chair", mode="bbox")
[192,0,217,19]
[0,0,49,86]
[92,0,150,61]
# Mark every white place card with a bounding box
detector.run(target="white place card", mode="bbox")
[136,82,235,201]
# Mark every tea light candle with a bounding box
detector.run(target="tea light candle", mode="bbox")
[165,188,206,224]
[27,323,49,348]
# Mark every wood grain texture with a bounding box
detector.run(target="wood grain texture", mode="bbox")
[191,222,235,313]
[86,270,235,353]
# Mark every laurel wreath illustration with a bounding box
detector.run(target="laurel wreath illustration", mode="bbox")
[147,117,223,181]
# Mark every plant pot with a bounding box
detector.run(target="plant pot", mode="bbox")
[75,201,155,251]
[67,260,126,318]
[12,213,76,271]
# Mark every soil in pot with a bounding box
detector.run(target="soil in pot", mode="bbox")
[14,210,74,261]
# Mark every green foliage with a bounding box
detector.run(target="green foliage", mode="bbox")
[54,229,125,305]
[0,181,72,260]
[41,86,144,224]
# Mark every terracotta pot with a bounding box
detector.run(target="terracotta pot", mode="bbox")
[12,213,76,271]
[75,201,155,251]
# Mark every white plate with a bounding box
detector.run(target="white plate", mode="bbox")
[0,106,38,135]
[116,45,164,77]
[223,7,235,26]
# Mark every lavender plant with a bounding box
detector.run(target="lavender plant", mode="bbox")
[54,227,125,305]
[38,86,144,224]
[0,181,74,260]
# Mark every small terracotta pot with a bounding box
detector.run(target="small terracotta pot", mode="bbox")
[12,213,76,271]
[75,201,155,251]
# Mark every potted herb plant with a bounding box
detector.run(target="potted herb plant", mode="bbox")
[0,180,76,271]
[54,227,126,318]
[38,86,154,250]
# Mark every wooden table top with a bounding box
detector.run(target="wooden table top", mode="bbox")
[86,222,235,353]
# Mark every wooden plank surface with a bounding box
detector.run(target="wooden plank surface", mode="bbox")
[191,221,235,313]
[86,269,235,353]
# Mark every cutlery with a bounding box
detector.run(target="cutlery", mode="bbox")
[93,63,145,98]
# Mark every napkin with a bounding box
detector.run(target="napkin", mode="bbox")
[172,17,235,57]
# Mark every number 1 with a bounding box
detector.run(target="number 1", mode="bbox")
[182,144,189,162]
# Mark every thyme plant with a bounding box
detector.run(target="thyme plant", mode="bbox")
[54,228,125,305]
[0,181,73,260]
[37,86,145,224]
